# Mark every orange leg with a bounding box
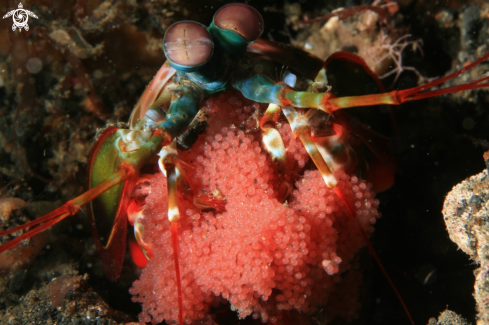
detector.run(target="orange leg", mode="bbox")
[0,131,170,257]
[282,105,415,325]
[325,52,489,112]
[0,168,133,254]
[159,141,185,325]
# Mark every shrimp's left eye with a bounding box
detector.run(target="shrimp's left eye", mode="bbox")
[163,21,214,72]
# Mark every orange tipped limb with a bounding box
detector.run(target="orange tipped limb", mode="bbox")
[159,143,185,325]
[282,105,415,325]
[282,106,338,188]
[0,129,171,279]
[0,167,133,255]
[324,52,489,111]
[0,212,69,254]
[165,162,184,325]
[265,52,489,113]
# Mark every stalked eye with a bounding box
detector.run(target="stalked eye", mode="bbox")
[163,21,213,72]
[213,3,264,42]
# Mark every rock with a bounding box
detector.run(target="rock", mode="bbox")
[443,151,489,325]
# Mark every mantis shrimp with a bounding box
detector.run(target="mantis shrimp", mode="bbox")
[1,2,488,325]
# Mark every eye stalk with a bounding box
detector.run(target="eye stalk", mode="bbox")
[163,21,214,72]
[209,3,264,55]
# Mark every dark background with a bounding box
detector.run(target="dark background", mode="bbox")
[0,0,488,324]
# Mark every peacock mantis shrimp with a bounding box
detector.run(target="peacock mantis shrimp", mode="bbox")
[1,2,488,325]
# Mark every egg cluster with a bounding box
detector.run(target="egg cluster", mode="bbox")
[129,91,380,324]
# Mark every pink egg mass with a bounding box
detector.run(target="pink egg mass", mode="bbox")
[128,91,381,324]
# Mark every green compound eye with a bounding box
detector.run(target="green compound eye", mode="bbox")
[163,21,214,72]
[209,3,264,55]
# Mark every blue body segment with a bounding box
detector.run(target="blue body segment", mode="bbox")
[177,47,234,95]
[158,81,204,138]
[234,72,285,106]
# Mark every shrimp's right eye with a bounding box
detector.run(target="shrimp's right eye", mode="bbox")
[213,3,264,43]
[163,21,214,72]
[209,3,264,55]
